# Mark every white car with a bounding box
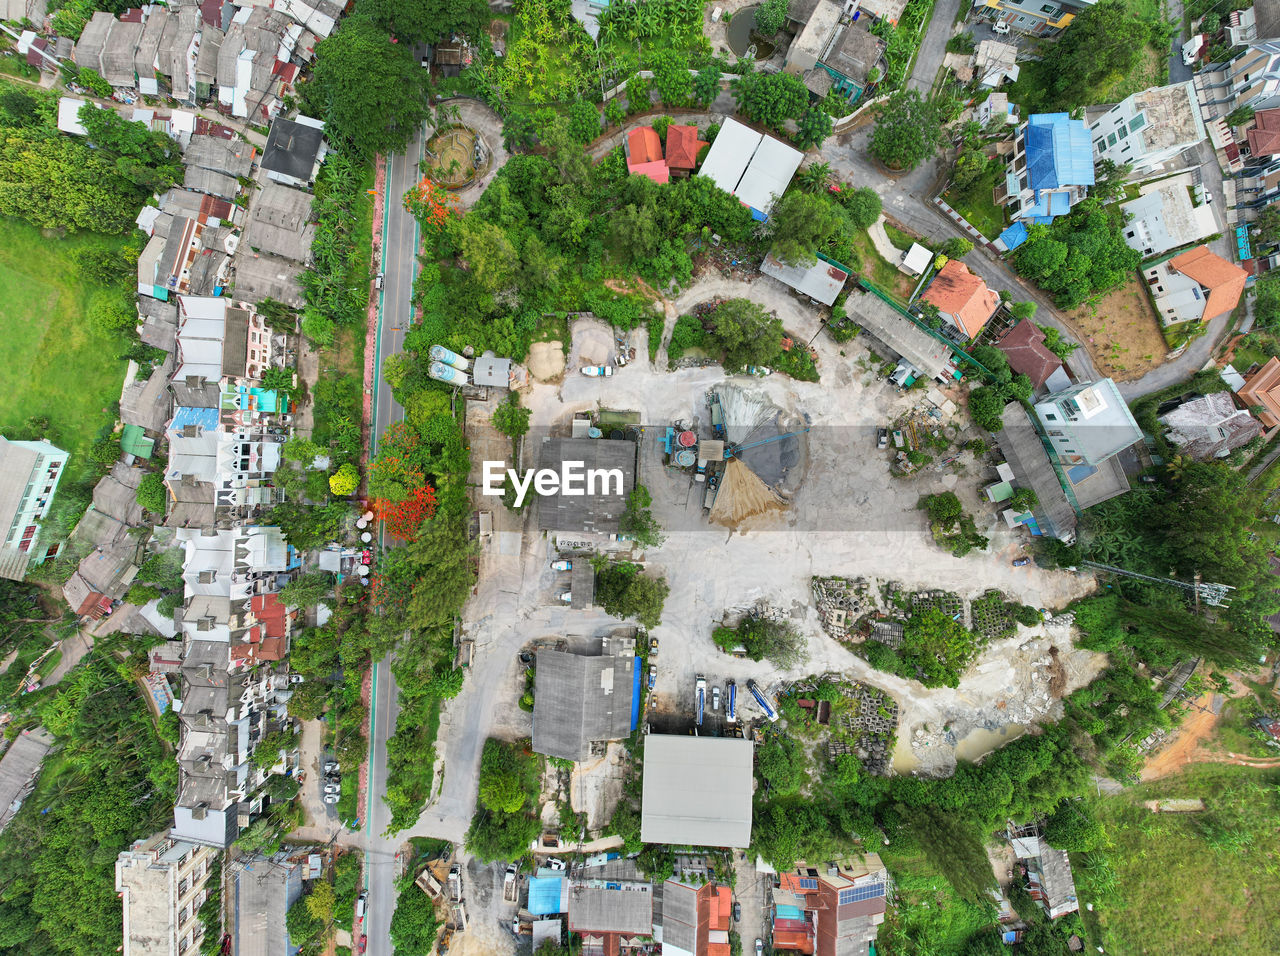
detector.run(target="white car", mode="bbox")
[712,686,722,711]
[580,365,613,377]
[323,793,340,805]
[755,940,763,955]
[324,783,341,794]
[559,591,572,603]
[551,559,572,571]
[324,760,339,774]
[546,858,566,871]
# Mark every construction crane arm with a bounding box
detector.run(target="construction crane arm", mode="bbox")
[727,426,811,457]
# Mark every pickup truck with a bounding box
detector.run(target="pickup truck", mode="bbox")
[502,864,519,903]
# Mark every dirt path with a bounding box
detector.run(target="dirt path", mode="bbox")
[1141,694,1219,781]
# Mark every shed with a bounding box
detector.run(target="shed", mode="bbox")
[529,877,568,915]
[733,133,803,218]
[473,354,512,388]
[535,438,637,535]
[532,648,636,761]
[759,252,848,305]
[901,243,933,276]
[848,288,954,381]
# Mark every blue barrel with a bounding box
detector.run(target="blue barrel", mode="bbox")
[588,427,603,439]
[428,361,470,385]
[429,345,470,370]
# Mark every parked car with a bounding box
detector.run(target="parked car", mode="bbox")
[712,686,722,711]
[375,273,384,290]
[755,940,764,955]
[323,760,339,774]
[648,665,656,690]
[322,792,340,805]
[356,894,366,922]
[1013,557,1030,567]
[288,674,305,684]
[733,902,741,922]
[546,857,566,871]
[558,590,572,603]
[551,559,572,571]
[649,637,659,657]
[876,427,889,450]
[324,783,341,794]
[357,935,368,955]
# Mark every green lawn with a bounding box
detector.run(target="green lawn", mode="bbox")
[943,171,1006,241]
[0,219,129,466]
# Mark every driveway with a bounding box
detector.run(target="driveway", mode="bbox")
[907,0,962,94]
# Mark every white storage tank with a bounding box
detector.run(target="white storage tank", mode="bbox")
[429,345,471,370]
[429,361,470,386]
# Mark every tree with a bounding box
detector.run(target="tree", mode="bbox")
[88,288,136,335]
[794,107,833,150]
[626,73,652,114]
[940,237,974,259]
[731,72,808,129]
[597,562,670,628]
[389,883,441,954]
[969,386,1006,432]
[329,463,360,496]
[135,473,167,515]
[604,98,626,128]
[923,491,963,529]
[1043,799,1105,852]
[869,90,944,171]
[706,298,785,370]
[652,52,694,107]
[756,734,807,794]
[753,0,789,35]
[279,571,335,609]
[736,616,808,668]
[78,104,183,191]
[360,0,490,44]
[267,774,302,801]
[1254,272,1280,329]
[901,607,978,688]
[491,392,531,438]
[620,485,663,547]
[567,100,601,143]
[796,162,832,193]
[308,15,430,160]
[457,217,517,292]
[693,65,721,108]
[477,739,532,813]
[1009,487,1038,513]
[90,438,121,466]
[466,807,541,862]
[769,190,846,266]
[840,186,881,229]
[1009,301,1038,321]
[1030,0,1155,112]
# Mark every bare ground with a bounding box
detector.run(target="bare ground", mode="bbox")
[1064,274,1169,382]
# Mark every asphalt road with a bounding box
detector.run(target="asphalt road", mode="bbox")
[363,121,425,956]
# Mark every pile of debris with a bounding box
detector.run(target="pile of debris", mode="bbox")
[811,576,873,641]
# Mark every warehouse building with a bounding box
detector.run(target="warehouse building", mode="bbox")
[640,735,754,847]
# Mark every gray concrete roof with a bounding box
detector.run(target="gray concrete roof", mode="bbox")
[232,856,305,956]
[640,735,753,848]
[760,251,848,305]
[101,18,144,87]
[184,166,239,200]
[532,649,636,761]
[185,133,255,178]
[535,438,637,534]
[567,881,653,935]
[122,352,175,433]
[243,183,314,263]
[231,252,305,308]
[997,402,1077,540]
[0,728,54,833]
[848,290,953,380]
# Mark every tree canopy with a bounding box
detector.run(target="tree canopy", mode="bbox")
[870,90,945,171]
[360,0,490,44]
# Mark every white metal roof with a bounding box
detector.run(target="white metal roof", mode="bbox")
[734,134,803,215]
[697,118,761,197]
[640,735,753,848]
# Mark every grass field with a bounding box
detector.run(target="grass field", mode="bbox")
[0,219,129,467]
[1085,764,1280,956]
[943,170,1006,241]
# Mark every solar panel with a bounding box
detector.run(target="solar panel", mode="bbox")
[798,878,818,890]
[838,882,886,905]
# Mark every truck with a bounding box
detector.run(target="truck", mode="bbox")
[502,864,519,903]
[709,395,725,437]
[726,680,737,723]
[695,675,707,727]
[746,679,779,722]
[580,364,613,377]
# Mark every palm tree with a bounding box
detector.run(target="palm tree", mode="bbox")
[797,161,832,192]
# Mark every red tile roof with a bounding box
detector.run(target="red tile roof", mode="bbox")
[1238,355,1280,428]
[666,124,708,170]
[1248,109,1280,156]
[1169,245,1249,321]
[626,127,663,166]
[630,159,670,184]
[995,319,1063,389]
[922,259,1000,337]
[251,592,289,639]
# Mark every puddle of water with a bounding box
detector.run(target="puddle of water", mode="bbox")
[954,723,1025,763]
[891,732,921,774]
[725,5,777,59]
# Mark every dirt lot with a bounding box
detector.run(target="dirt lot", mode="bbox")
[1064,274,1169,382]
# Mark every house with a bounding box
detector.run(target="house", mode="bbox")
[1034,379,1143,467]
[185,133,256,179]
[772,855,890,956]
[999,113,1095,223]
[969,0,1095,37]
[0,728,55,834]
[231,251,306,309]
[0,437,68,581]
[101,12,145,88]
[978,91,1019,129]
[1195,0,1280,125]
[760,251,849,306]
[56,96,101,135]
[135,9,169,94]
[625,126,669,184]
[849,287,956,381]
[138,213,232,301]
[1237,355,1280,426]
[271,0,344,38]
[665,125,708,176]
[920,259,1000,339]
[72,11,115,76]
[1142,245,1248,325]
[1089,82,1207,175]
[172,296,230,406]
[783,0,884,102]
[973,39,1019,88]
[659,879,733,956]
[698,118,803,220]
[640,735,754,847]
[994,319,1064,390]
[567,878,653,955]
[242,183,315,263]
[1159,392,1260,458]
[1118,173,1222,258]
[163,405,285,520]
[184,165,240,201]
[229,852,306,956]
[1248,107,1280,157]
[1008,824,1079,918]
[115,830,219,956]
[535,438,637,535]
[260,115,327,188]
[532,641,638,761]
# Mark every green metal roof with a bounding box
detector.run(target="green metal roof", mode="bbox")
[120,424,155,460]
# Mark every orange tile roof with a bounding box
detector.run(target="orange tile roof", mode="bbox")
[922,259,1000,338]
[1248,109,1280,156]
[629,159,670,184]
[1169,245,1248,321]
[711,886,732,931]
[666,124,709,170]
[1239,356,1280,428]
[251,592,289,639]
[626,127,663,166]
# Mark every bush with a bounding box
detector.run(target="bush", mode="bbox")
[841,187,882,230]
[968,386,1006,432]
[940,237,973,259]
[329,463,360,496]
[923,491,963,529]
[135,473,167,514]
[491,392,532,438]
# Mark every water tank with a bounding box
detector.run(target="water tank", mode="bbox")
[674,449,696,467]
[429,345,470,370]
[429,361,470,386]
[677,430,697,448]
[587,427,603,439]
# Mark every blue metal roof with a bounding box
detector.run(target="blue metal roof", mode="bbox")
[168,406,219,437]
[528,877,564,916]
[630,656,641,730]
[1024,113,1095,192]
[998,222,1029,250]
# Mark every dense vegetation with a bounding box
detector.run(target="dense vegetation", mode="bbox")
[465,739,543,861]
[1012,201,1141,310]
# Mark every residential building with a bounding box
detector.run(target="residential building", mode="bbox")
[760,251,849,306]
[973,39,1019,88]
[1195,0,1280,124]
[532,639,638,761]
[920,259,1000,339]
[1008,823,1079,918]
[997,396,1078,543]
[72,11,117,77]
[659,879,733,956]
[260,115,327,188]
[772,855,890,956]
[535,438,637,535]
[998,113,1095,223]
[567,878,653,955]
[185,133,256,180]
[698,118,803,220]
[135,9,170,95]
[640,735,754,847]
[1159,392,1261,457]
[229,852,306,956]
[977,91,1019,128]
[1034,379,1142,467]
[231,251,306,309]
[138,213,234,301]
[271,0,343,38]
[968,0,1095,37]
[242,183,315,263]
[1237,355,1280,426]
[783,0,885,102]
[172,296,231,405]
[665,125,708,176]
[1118,173,1222,257]
[0,728,54,834]
[1141,245,1249,325]
[101,11,145,88]
[993,319,1064,390]
[624,126,669,184]
[115,830,219,956]
[1089,82,1207,174]
[0,437,68,580]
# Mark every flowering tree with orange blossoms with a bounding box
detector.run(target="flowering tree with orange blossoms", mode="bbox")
[375,485,439,541]
[367,421,426,503]
[403,176,459,232]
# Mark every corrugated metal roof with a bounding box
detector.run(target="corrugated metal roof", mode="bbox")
[1025,114,1095,192]
[640,736,753,848]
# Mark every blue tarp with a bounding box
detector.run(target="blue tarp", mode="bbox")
[998,221,1029,250]
[528,877,565,916]
[1024,113,1095,192]
[168,405,219,438]
[630,656,641,730]
[775,904,803,920]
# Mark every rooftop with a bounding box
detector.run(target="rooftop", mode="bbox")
[995,319,1063,390]
[1122,82,1206,154]
[790,0,842,63]
[1119,175,1221,258]
[535,437,637,534]
[231,855,305,956]
[847,288,954,381]
[998,402,1077,540]
[1168,245,1248,321]
[261,116,325,183]
[1247,107,1280,155]
[760,251,848,306]
[1159,392,1260,459]
[665,125,708,171]
[921,259,1000,338]
[641,735,754,848]
[567,880,653,936]
[821,19,885,85]
[243,182,315,262]
[1025,113,1095,192]
[532,648,637,760]
[1238,356,1280,427]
